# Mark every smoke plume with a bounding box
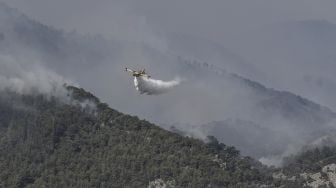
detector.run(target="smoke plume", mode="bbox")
[0,54,74,99]
[134,76,180,95]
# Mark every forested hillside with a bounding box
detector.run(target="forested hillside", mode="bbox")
[0,86,277,188]
[2,86,336,187]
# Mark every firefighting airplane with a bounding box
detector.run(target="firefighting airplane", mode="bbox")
[125,68,151,78]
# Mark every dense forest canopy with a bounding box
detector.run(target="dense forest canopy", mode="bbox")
[0,86,275,187]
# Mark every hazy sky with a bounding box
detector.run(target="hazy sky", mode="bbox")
[3,0,336,42]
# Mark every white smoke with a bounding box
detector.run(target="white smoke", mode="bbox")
[133,76,180,95]
[0,54,74,98]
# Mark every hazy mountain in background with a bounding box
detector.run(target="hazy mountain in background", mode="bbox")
[166,33,263,80]
[0,2,120,71]
[236,20,336,111]
[167,60,336,165]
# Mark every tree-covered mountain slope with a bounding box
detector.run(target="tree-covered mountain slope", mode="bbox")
[0,86,279,188]
[270,146,336,188]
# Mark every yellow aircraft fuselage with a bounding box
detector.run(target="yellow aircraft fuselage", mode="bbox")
[125,68,150,78]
